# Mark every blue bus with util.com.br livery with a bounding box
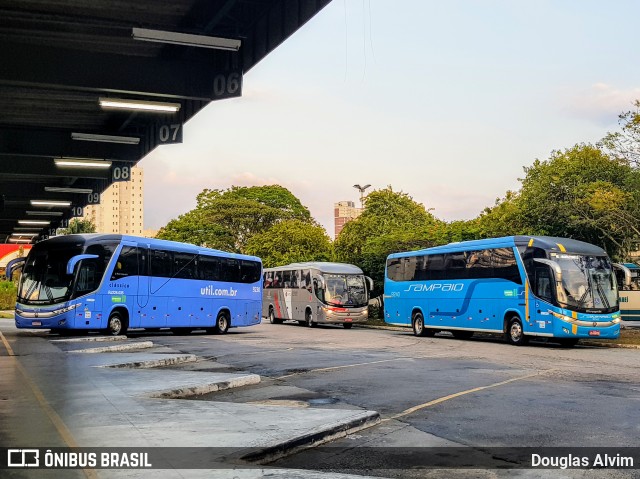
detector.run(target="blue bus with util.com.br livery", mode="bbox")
[384,236,621,346]
[15,234,262,335]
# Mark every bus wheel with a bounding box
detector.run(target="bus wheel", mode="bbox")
[213,311,230,334]
[558,338,579,347]
[506,316,528,346]
[306,310,317,328]
[412,312,428,337]
[343,323,353,329]
[106,312,127,336]
[452,330,474,340]
[269,308,282,325]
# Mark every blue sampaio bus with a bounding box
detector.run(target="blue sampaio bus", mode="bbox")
[15,234,262,335]
[384,236,621,346]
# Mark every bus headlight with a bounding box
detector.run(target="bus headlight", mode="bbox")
[51,303,81,316]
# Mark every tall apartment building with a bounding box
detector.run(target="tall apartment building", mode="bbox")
[83,166,144,235]
[334,200,362,238]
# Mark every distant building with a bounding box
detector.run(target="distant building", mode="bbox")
[83,166,144,235]
[334,200,362,238]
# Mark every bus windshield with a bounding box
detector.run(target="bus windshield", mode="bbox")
[551,253,618,312]
[18,245,83,305]
[321,274,368,307]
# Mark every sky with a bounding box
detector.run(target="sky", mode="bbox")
[139,0,640,237]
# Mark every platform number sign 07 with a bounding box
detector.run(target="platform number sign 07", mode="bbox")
[158,123,182,144]
[112,165,131,183]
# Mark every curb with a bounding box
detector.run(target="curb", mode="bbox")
[354,323,409,332]
[50,335,128,343]
[238,410,380,464]
[148,373,261,399]
[580,341,640,350]
[68,341,154,353]
[98,354,198,369]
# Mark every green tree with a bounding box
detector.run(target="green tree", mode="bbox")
[511,144,640,258]
[600,99,640,166]
[157,185,314,253]
[59,218,96,235]
[245,220,332,267]
[334,187,442,295]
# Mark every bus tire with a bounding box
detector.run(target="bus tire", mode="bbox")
[269,307,282,325]
[106,312,127,336]
[306,309,317,328]
[212,311,230,335]
[452,330,474,340]
[343,323,353,329]
[506,316,528,346]
[412,311,428,337]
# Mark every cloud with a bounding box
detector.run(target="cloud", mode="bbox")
[563,83,640,125]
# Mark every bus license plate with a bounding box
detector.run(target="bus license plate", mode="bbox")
[32,321,41,326]
[589,330,600,336]
[345,318,352,322]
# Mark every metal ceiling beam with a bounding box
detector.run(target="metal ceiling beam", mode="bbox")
[0,127,142,162]
[0,41,242,102]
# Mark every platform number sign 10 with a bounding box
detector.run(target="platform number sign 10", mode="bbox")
[112,165,131,183]
[71,206,84,218]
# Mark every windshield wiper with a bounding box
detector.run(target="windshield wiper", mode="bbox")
[596,282,610,309]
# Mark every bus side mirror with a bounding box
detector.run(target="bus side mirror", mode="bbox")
[66,254,99,275]
[533,258,566,303]
[366,276,373,291]
[613,263,632,289]
[6,257,26,280]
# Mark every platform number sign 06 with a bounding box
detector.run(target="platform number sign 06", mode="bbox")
[112,165,131,183]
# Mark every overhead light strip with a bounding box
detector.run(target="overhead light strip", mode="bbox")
[71,132,140,145]
[9,239,34,243]
[17,221,49,226]
[30,200,72,207]
[132,27,241,51]
[11,232,38,237]
[55,158,112,169]
[45,187,94,194]
[26,211,64,217]
[99,97,180,113]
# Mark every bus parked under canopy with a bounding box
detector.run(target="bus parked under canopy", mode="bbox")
[15,234,262,335]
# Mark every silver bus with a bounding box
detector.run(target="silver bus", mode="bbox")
[262,262,373,329]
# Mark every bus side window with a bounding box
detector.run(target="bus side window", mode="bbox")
[110,246,138,280]
[534,267,553,301]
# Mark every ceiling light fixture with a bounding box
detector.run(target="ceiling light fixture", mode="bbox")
[30,200,72,207]
[99,97,180,113]
[26,211,64,217]
[18,220,50,225]
[55,158,112,169]
[14,227,43,231]
[11,232,38,237]
[132,27,241,51]
[8,238,34,243]
[71,132,140,145]
[44,187,94,194]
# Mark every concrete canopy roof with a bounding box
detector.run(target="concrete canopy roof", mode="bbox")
[0,0,331,243]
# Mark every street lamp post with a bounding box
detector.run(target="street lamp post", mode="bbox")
[353,184,371,209]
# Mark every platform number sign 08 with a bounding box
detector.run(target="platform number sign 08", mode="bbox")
[112,165,131,183]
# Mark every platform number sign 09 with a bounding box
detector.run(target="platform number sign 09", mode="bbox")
[87,192,100,204]
[112,165,131,182]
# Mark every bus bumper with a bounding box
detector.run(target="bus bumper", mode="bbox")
[320,307,368,325]
[14,303,81,330]
[554,320,621,340]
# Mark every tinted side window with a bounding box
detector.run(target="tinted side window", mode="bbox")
[220,258,239,282]
[110,246,138,280]
[493,247,522,284]
[466,249,493,279]
[444,252,467,280]
[199,256,220,281]
[386,258,404,281]
[403,257,417,281]
[174,253,196,279]
[240,260,261,284]
[151,250,172,278]
[427,254,445,280]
